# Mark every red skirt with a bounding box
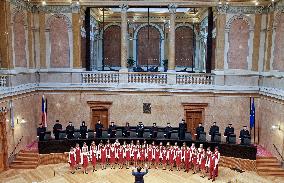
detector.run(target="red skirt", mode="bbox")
[126,152,131,161]
[101,155,106,163]
[76,155,81,164]
[69,161,76,168]
[155,156,160,163]
[83,157,88,168]
[200,159,206,170]
[92,157,96,166]
[176,158,181,166]
[162,157,167,164]
[110,155,116,164]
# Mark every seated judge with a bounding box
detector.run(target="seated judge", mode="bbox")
[178,119,187,140]
[239,126,250,144]
[224,123,234,143]
[80,121,88,139]
[108,121,117,138]
[95,120,104,138]
[37,123,46,141]
[195,123,204,140]
[53,120,62,140]
[136,122,144,138]
[66,121,75,139]
[209,122,219,142]
[123,122,131,138]
[150,123,158,138]
[164,123,173,139]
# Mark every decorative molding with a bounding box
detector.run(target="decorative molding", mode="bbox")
[225,14,254,31]
[273,11,284,29]
[216,5,268,14]
[119,4,129,12]
[168,3,178,14]
[45,13,72,30]
[37,5,79,14]
[10,0,34,12]
[133,23,164,40]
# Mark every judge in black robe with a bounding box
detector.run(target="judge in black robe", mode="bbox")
[209,122,219,142]
[239,126,250,144]
[178,119,187,140]
[108,122,117,138]
[195,123,204,141]
[164,123,173,139]
[53,120,62,140]
[66,122,75,139]
[123,122,131,138]
[37,123,46,141]
[150,123,158,138]
[95,120,104,138]
[224,124,234,143]
[136,122,144,138]
[80,121,88,139]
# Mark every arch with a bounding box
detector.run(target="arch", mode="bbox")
[134,23,164,40]
[137,25,161,66]
[175,26,194,67]
[176,23,198,36]
[13,10,27,68]
[99,23,121,38]
[227,18,249,69]
[49,15,70,68]
[225,14,254,31]
[46,14,72,30]
[103,25,121,67]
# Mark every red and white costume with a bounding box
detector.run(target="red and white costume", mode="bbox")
[125,147,131,162]
[175,150,182,166]
[184,148,191,171]
[101,147,107,164]
[132,148,139,162]
[110,147,116,164]
[75,146,81,165]
[68,151,76,168]
[209,153,219,180]
[147,147,154,162]
[161,149,167,165]
[139,148,146,162]
[154,148,160,164]
[214,151,220,177]
[168,148,175,165]
[81,152,89,168]
[90,148,97,166]
[118,148,124,164]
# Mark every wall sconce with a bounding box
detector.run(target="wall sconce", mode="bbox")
[271,124,281,131]
[20,118,26,124]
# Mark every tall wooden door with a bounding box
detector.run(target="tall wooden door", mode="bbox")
[186,111,203,136]
[91,109,108,130]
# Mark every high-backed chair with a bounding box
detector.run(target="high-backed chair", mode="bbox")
[74,131,80,139]
[143,131,150,138]
[171,132,179,139]
[185,132,192,140]
[228,134,236,144]
[213,133,221,142]
[102,131,109,138]
[44,132,51,140]
[59,132,66,140]
[199,132,207,141]
[157,132,164,139]
[88,131,94,139]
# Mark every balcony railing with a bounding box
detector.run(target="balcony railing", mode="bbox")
[82,72,119,84]
[128,73,167,84]
[0,75,8,87]
[176,73,214,85]
[81,72,214,85]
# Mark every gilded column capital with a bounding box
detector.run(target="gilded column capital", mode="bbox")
[168,3,178,14]
[120,4,129,12]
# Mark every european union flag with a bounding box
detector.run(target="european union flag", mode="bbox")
[250,97,255,129]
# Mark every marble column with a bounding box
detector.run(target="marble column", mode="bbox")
[168,4,177,71]
[0,0,13,69]
[120,4,128,71]
[27,12,34,69]
[252,14,262,71]
[264,12,274,72]
[39,12,46,69]
[214,14,226,70]
[72,12,82,69]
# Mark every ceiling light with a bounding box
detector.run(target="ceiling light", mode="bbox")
[255,1,259,5]
[42,1,46,6]
[218,1,222,5]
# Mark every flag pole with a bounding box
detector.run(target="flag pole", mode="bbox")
[249,97,252,137]
[253,97,256,144]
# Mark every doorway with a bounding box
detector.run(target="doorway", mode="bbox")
[0,112,8,172]
[186,111,203,135]
[91,109,108,130]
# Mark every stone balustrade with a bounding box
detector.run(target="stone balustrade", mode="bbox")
[128,73,168,84]
[176,73,214,85]
[82,72,119,84]
[0,75,8,87]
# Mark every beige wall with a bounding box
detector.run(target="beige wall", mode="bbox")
[0,93,39,156]
[258,97,284,159]
[40,91,254,144]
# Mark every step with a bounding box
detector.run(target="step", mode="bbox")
[9,164,38,169]
[257,162,281,166]
[256,159,279,163]
[15,156,39,161]
[17,152,39,157]
[258,172,284,177]
[257,167,284,172]
[256,156,278,160]
[11,160,38,165]
[20,149,38,153]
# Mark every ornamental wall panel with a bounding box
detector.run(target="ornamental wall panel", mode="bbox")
[272,12,284,71]
[228,19,249,69]
[13,11,27,68]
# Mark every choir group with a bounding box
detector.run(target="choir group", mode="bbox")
[68,140,221,182]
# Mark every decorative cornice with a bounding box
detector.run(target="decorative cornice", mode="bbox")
[37,5,79,13]
[119,4,129,12]
[216,5,268,14]
[168,3,178,14]
[10,0,34,12]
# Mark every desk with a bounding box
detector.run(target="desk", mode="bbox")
[38,138,257,160]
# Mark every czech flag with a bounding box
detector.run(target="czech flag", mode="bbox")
[42,95,47,128]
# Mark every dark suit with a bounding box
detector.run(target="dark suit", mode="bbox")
[150,126,158,138]
[164,126,172,139]
[209,125,219,141]
[95,123,103,138]
[195,126,204,140]
[132,169,148,183]
[66,125,75,139]
[80,125,88,139]
[108,125,117,138]
[224,127,234,143]
[37,127,46,141]
[239,129,250,144]
[136,124,144,138]
[123,126,130,137]
[53,123,62,140]
[178,122,187,140]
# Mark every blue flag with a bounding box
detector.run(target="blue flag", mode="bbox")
[250,97,255,129]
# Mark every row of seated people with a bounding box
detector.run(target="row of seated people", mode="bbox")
[37,120,251,145]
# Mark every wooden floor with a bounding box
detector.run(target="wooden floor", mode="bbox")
[1,163,284,183]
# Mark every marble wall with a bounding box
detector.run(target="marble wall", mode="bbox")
[228,19,249,69]
[39,91,255,144]
[272,12,284,71]
[258,97,284,159]
[0,93,39,156]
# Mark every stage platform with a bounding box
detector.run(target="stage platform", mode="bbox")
[38,138,257,160]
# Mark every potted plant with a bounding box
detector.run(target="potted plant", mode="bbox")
[127,57,135,68]
[162,59,168,72]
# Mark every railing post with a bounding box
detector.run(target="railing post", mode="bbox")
[167,72,176,85]
[119,72,128,84]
